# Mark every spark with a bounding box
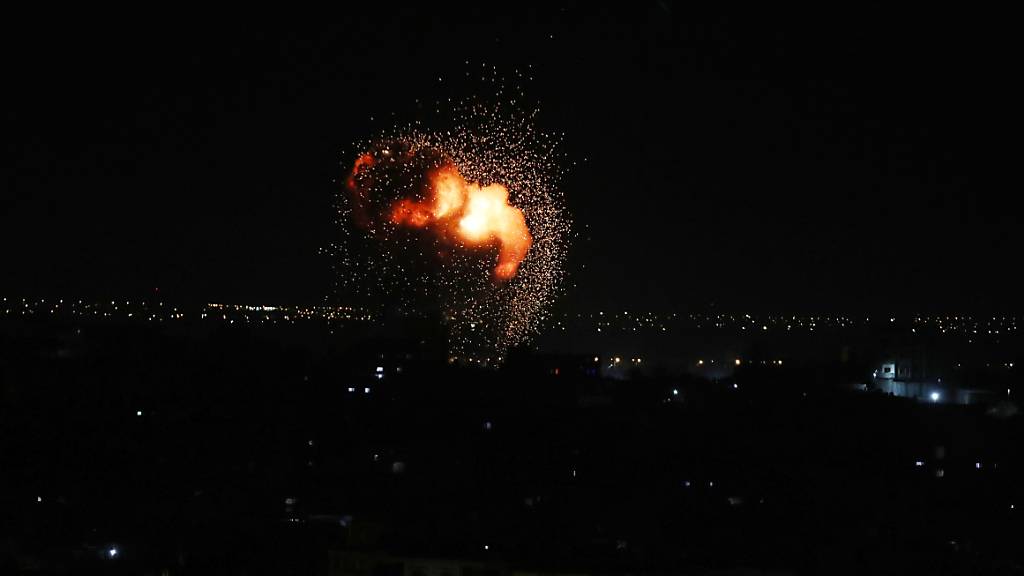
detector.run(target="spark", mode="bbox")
[330,75,570,361]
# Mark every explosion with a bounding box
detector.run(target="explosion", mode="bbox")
[332,87,569,362]
[384,163,532,280]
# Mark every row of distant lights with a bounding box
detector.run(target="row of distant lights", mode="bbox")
[8,300,1019,325]
[0,298,370,323]
[577,311,1018,334]
[1,297,181,321]
[6,299,1018,334]
[206,302,372,322]
[579,311,1019,323]
[596,356,643,365]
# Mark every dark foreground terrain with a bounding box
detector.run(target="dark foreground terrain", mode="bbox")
[2,314,1022,575]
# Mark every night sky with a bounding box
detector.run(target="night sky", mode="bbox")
[4,7,1019,313]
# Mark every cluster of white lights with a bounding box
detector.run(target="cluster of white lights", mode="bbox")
[0,297,376,325]
[556,311,1021,336]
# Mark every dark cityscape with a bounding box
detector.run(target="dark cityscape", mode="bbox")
[4,7,1022,575]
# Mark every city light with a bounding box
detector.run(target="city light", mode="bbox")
[930,392,940,402]
[5,300,1018,342]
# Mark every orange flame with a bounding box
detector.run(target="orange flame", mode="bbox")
[345,153,378,226]
[389,165,532,280]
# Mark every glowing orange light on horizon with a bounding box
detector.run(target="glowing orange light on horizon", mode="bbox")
[389,165,532,280]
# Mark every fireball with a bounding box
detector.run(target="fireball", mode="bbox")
[386,164,532,280]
